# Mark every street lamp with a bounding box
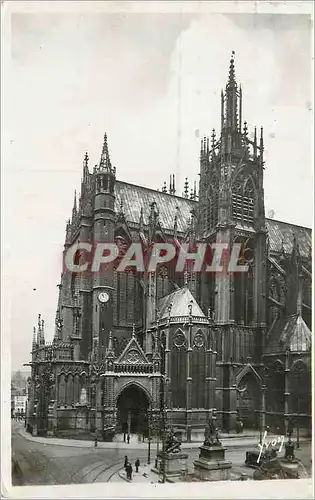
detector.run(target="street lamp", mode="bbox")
[147,406,151,465]
[259,384,266,445]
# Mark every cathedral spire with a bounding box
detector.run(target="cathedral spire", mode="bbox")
[37,313,41,344]
[227,50,236,89]
[83,152,89,180]
[32,326,37,349]
[72,190,77,221]
[100,132,112,171]
[41,319,45,345]
[222,50,240,132]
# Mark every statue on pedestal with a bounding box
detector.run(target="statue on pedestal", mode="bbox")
[204,412,221,447]
[164,428,181,454]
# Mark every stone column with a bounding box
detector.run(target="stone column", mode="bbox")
[186,304,193,442]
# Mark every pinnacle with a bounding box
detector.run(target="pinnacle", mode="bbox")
[227,50,237,88]
[100,132,112,170]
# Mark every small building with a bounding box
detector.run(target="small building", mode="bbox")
[14,395,27,415]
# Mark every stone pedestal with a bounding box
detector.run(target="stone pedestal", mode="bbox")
[153,451,188,477]
[194,444,232,481]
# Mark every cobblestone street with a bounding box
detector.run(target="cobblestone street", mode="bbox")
[12,422,312,486]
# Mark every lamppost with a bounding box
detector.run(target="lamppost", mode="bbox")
[259,384,266,445]
[159,330,167,484]
[127,410,131,442]
[147,406,151,465]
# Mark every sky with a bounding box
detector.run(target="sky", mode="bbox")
[2,4,313,372]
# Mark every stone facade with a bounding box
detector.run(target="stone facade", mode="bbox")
[26,53,312,439]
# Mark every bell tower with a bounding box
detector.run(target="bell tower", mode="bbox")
[199,52,267,431]
[92,133,116,363]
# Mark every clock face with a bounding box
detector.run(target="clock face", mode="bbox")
[98,291,109,303]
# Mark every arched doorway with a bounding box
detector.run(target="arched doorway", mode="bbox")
[116,384,150,436]
[237,373,260,429]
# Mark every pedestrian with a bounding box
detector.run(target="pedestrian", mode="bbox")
[123,432,126,442]
[127,463,133,480]
[126,463,130,479]
[94,435,98,448]
[124,455,128,470]
[135,458,140,473]
[127,434,130,444]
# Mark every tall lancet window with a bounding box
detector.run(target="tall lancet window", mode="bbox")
[232,177,255,225]
[206,183,219,232]
[192,330,206,408]
[114,234,135,325]
[242,180,255,224]
[171,330,187,408]
[234,238,254,325]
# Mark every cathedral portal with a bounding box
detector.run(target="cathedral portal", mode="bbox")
[116,384,150,435]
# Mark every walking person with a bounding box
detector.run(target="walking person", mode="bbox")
[127,434,130,444]
[123,432,126,442]
[124,455,128,470]
[135,458,140,473]
[126,462,133,480]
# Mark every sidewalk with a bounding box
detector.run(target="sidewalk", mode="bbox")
[115,463,161,484]
[16,423,310,451]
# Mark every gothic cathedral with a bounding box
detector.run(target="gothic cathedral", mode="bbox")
[27,53,312,441]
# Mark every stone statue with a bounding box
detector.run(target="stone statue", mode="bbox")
[204,413,221,447]
[164,428,181,454]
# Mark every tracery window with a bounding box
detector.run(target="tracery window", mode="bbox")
[266,360,285,413]
[232,178,255,224]
[290,360,311,415]
[192,330,206,408]
[59,374,66,404]
[114,234,135,325]
[171,330,187,408]
[234,238,254,325]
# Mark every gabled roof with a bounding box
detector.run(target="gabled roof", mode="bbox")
[158,286,206,321]
[266,313,311,354]
[116,332,150,365]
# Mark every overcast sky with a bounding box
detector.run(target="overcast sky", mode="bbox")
[3,5,312,371]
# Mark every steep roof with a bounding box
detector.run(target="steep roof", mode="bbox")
[115,181,194,234]
[266,218,311,259]
[158,286,206,321]
[266,313,311,354]
[114,181,311,258]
